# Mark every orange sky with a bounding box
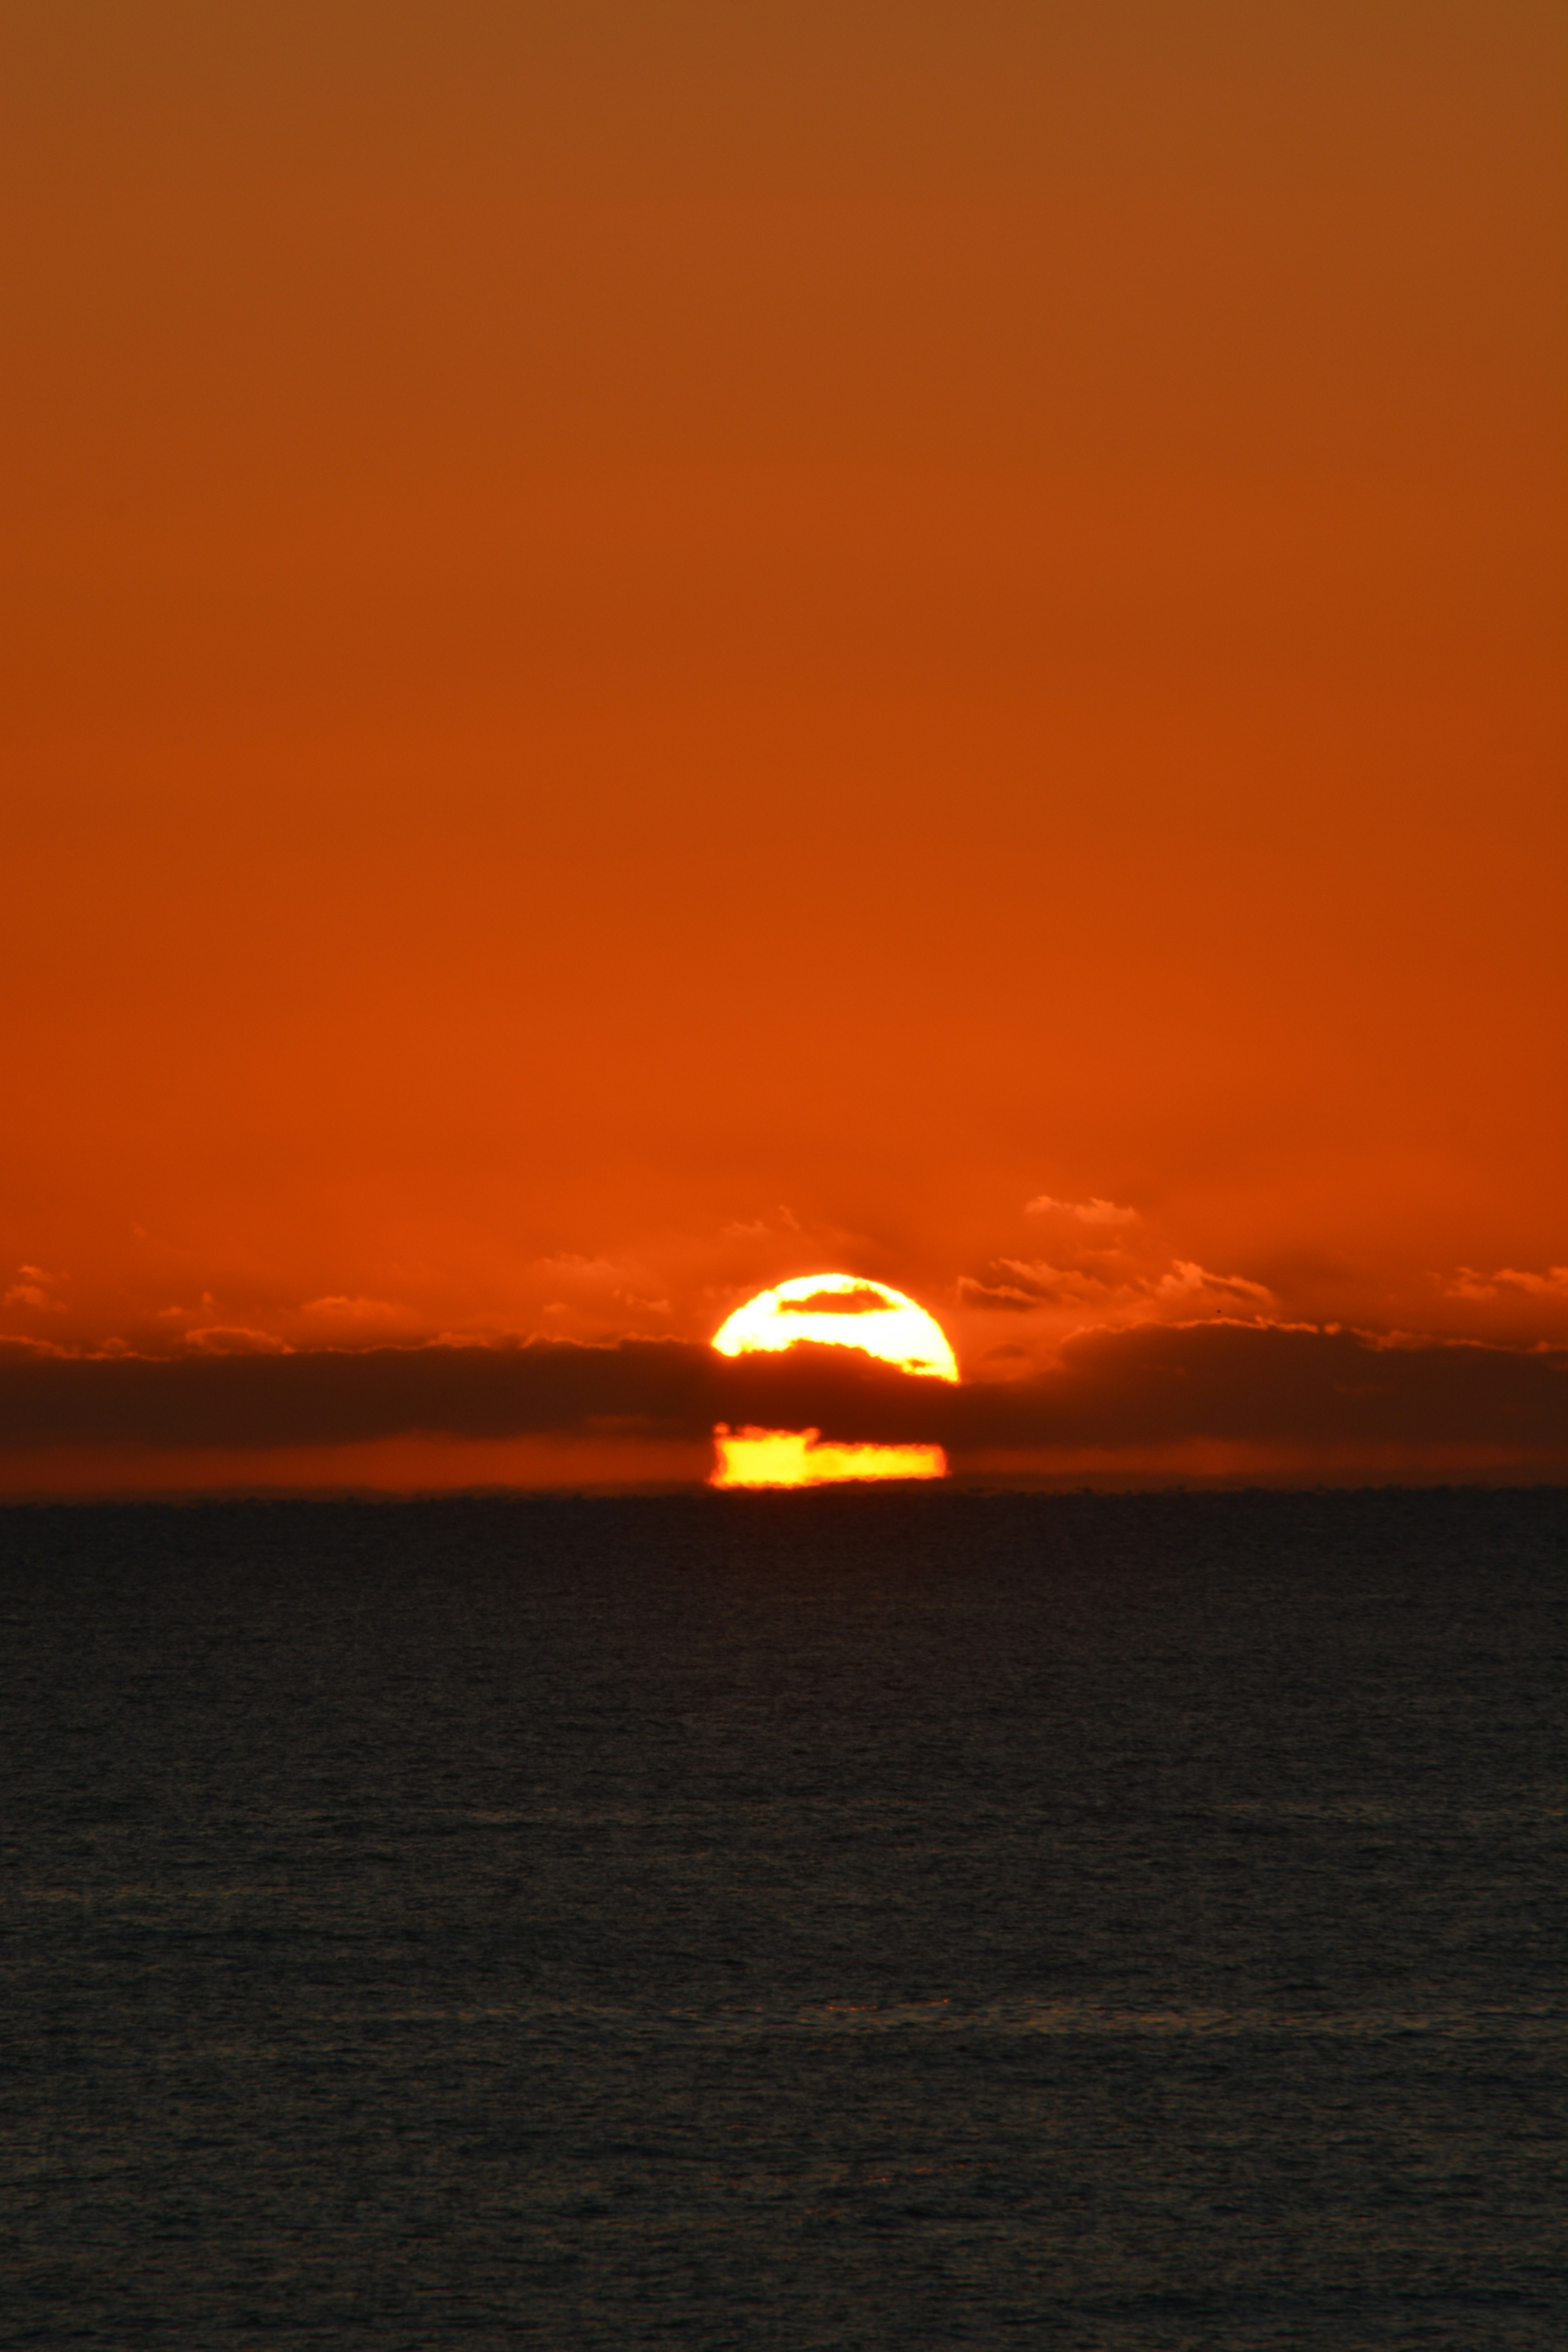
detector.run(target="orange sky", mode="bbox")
[2,4,1564,1490]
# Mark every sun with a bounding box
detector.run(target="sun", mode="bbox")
[712,1274,959,1380]
[710,1273,957,1487]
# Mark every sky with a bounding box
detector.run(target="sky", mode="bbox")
[2,2,1564,1491]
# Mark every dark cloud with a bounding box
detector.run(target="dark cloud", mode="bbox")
[956,1278,1043,1312]
[1,1325,1564,1461]
[777,1287,890,1315]
[952,1325,1568,1453]
[0,1340,713,1450]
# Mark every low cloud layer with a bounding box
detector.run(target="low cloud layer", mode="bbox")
[2,1324,1564,1466]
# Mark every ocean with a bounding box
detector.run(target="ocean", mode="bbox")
[3,1488,1564,2348]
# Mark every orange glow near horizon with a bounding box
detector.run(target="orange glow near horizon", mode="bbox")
[0,11,1562,1496]
[711,1426,948,1489]
[710,1274,957,1487]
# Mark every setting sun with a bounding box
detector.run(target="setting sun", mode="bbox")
[712,1275,959,1381]
[710,1274,956,1486]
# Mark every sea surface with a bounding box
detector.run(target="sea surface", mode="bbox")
[2,1488,1564,2350]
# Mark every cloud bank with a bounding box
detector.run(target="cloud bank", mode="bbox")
[1,1325,1563,1479]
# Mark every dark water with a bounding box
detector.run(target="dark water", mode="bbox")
[2,1489,1564,2350]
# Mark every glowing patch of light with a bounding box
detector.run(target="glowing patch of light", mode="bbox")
[712,1427,947,1488]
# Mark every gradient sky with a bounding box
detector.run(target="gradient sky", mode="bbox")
[3,3,1564,1489]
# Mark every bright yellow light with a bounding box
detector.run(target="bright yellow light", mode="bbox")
[711,1273,959,1381]
[712,1427,947,1488]
[709,1273,957,1488]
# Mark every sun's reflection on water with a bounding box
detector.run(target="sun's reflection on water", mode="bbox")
[710,1425,946,1488]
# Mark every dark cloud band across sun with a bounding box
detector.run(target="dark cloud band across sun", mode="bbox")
[1,1327,1563,1486]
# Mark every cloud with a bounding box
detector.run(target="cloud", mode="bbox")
[939,1323,1566,1453]
[1025,1196,1138,1225]
[0,1325,1562,1463]
[301,1295,407,1325]
[183,1327,294,1356]
[1444,1266,1568,1304]
[721,1208,802,1239]
[779,1285,889,1316]
[4,1265,67,1311]
[0,1339,711,1449]
[1154,1260,1273,1305]
[960,1260,1132,1314]
[521,1253,679,1334]
[996,1261,1098,1300]
[960,1256,1273,1319]
[958,1278,1049,1312]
